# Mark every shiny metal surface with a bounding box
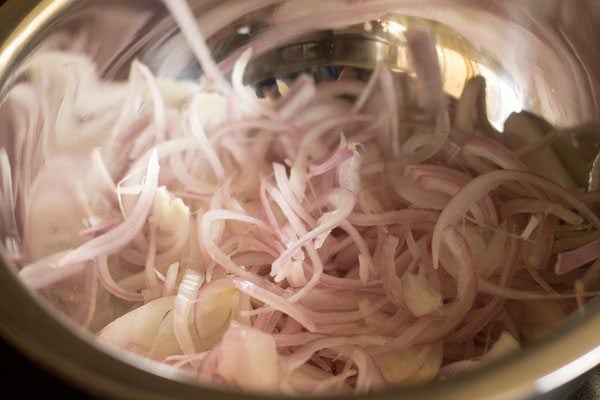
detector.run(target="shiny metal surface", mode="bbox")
[0,0,600,399]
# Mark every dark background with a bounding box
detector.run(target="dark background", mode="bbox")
[0,0,597,398]
[0,338,89,398]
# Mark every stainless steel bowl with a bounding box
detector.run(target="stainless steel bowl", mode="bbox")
[1,1,599,399]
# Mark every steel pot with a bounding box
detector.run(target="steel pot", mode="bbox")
[0,1,599,399]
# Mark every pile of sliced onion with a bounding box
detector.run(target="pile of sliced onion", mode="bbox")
[1,0,599,395]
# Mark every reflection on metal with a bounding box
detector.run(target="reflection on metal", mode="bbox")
[381,20,408,35]
[242,17,523,131]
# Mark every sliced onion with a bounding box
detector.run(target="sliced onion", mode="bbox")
[555,238,600,275]
[6,1,600,393]
[19,251,85,290]
[432,169,600,269]
[97,296,178,357]
[58,150,160,266]
[96,255,144,302]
